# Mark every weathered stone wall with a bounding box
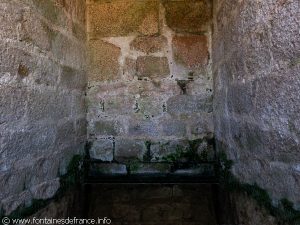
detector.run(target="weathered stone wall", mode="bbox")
[0,0,86,215]
[213,0,300,209]
[86,0,214,165]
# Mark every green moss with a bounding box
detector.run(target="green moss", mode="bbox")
[143,141,153,162]
[1,155,84,220]
[218,151,300,224]
[162,138,211,163]
[126,159,141,173]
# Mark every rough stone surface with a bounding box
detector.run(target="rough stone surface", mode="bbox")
[0,0,87,215]
[213,0,300,209]
[163,0,212,33]
[87,0,159,38]
[90,138,114,162]
[88,40,121,82]
[114,138,147,162]
[173,35,209,69]
[167,95,213,115]
[130,36,167,54]
[136,56,170,79]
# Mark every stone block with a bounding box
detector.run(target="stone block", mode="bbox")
[93,120,122,136]
[160,119,186,137]
[270,0,300,64]
[20,10,54,51]
[103,95,135,116]
[87,0,159,37]
[150,140,190,161]
[5,125,57,162]
[114,138,147,162]
[167,95,213,115]
[0,86,27,127]
[163,0,211,33]
[130,36,167,54]
[90,163,127,175]
[135,96,165,118]
[90,138,114,162]
[27,89,72,122]
[136,56,170,79]
[172,35,209,69]
[128,119,159,137]
[0,2,25,41]
[88,40,121,82]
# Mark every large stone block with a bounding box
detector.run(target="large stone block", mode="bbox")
[93,120,123,136]
[87,0,159,37]
[160,119,186,137]
[135,95,165,118]
[88,40,121,82]
[27,88,72,122]
[90,138,114,162]
[5,125,57,163]
[102,95,135,116]
[150,140,190,161]
[128,119,160,137]
[270,0,300,64]
[172,35,209,69]
[114,138,147,162]
[167,95,213,115]
[130,36,167,54]
[136,56,170,79]
[0,86,27,127]
[163,0,211,33]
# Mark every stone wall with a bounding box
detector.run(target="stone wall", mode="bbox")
[86,0,214,165]
[0,0,86,215]
[213,0,300,209]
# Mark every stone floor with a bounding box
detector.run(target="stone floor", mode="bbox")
[84,184,219,225]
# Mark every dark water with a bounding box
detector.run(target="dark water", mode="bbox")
[83,184,221,225]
